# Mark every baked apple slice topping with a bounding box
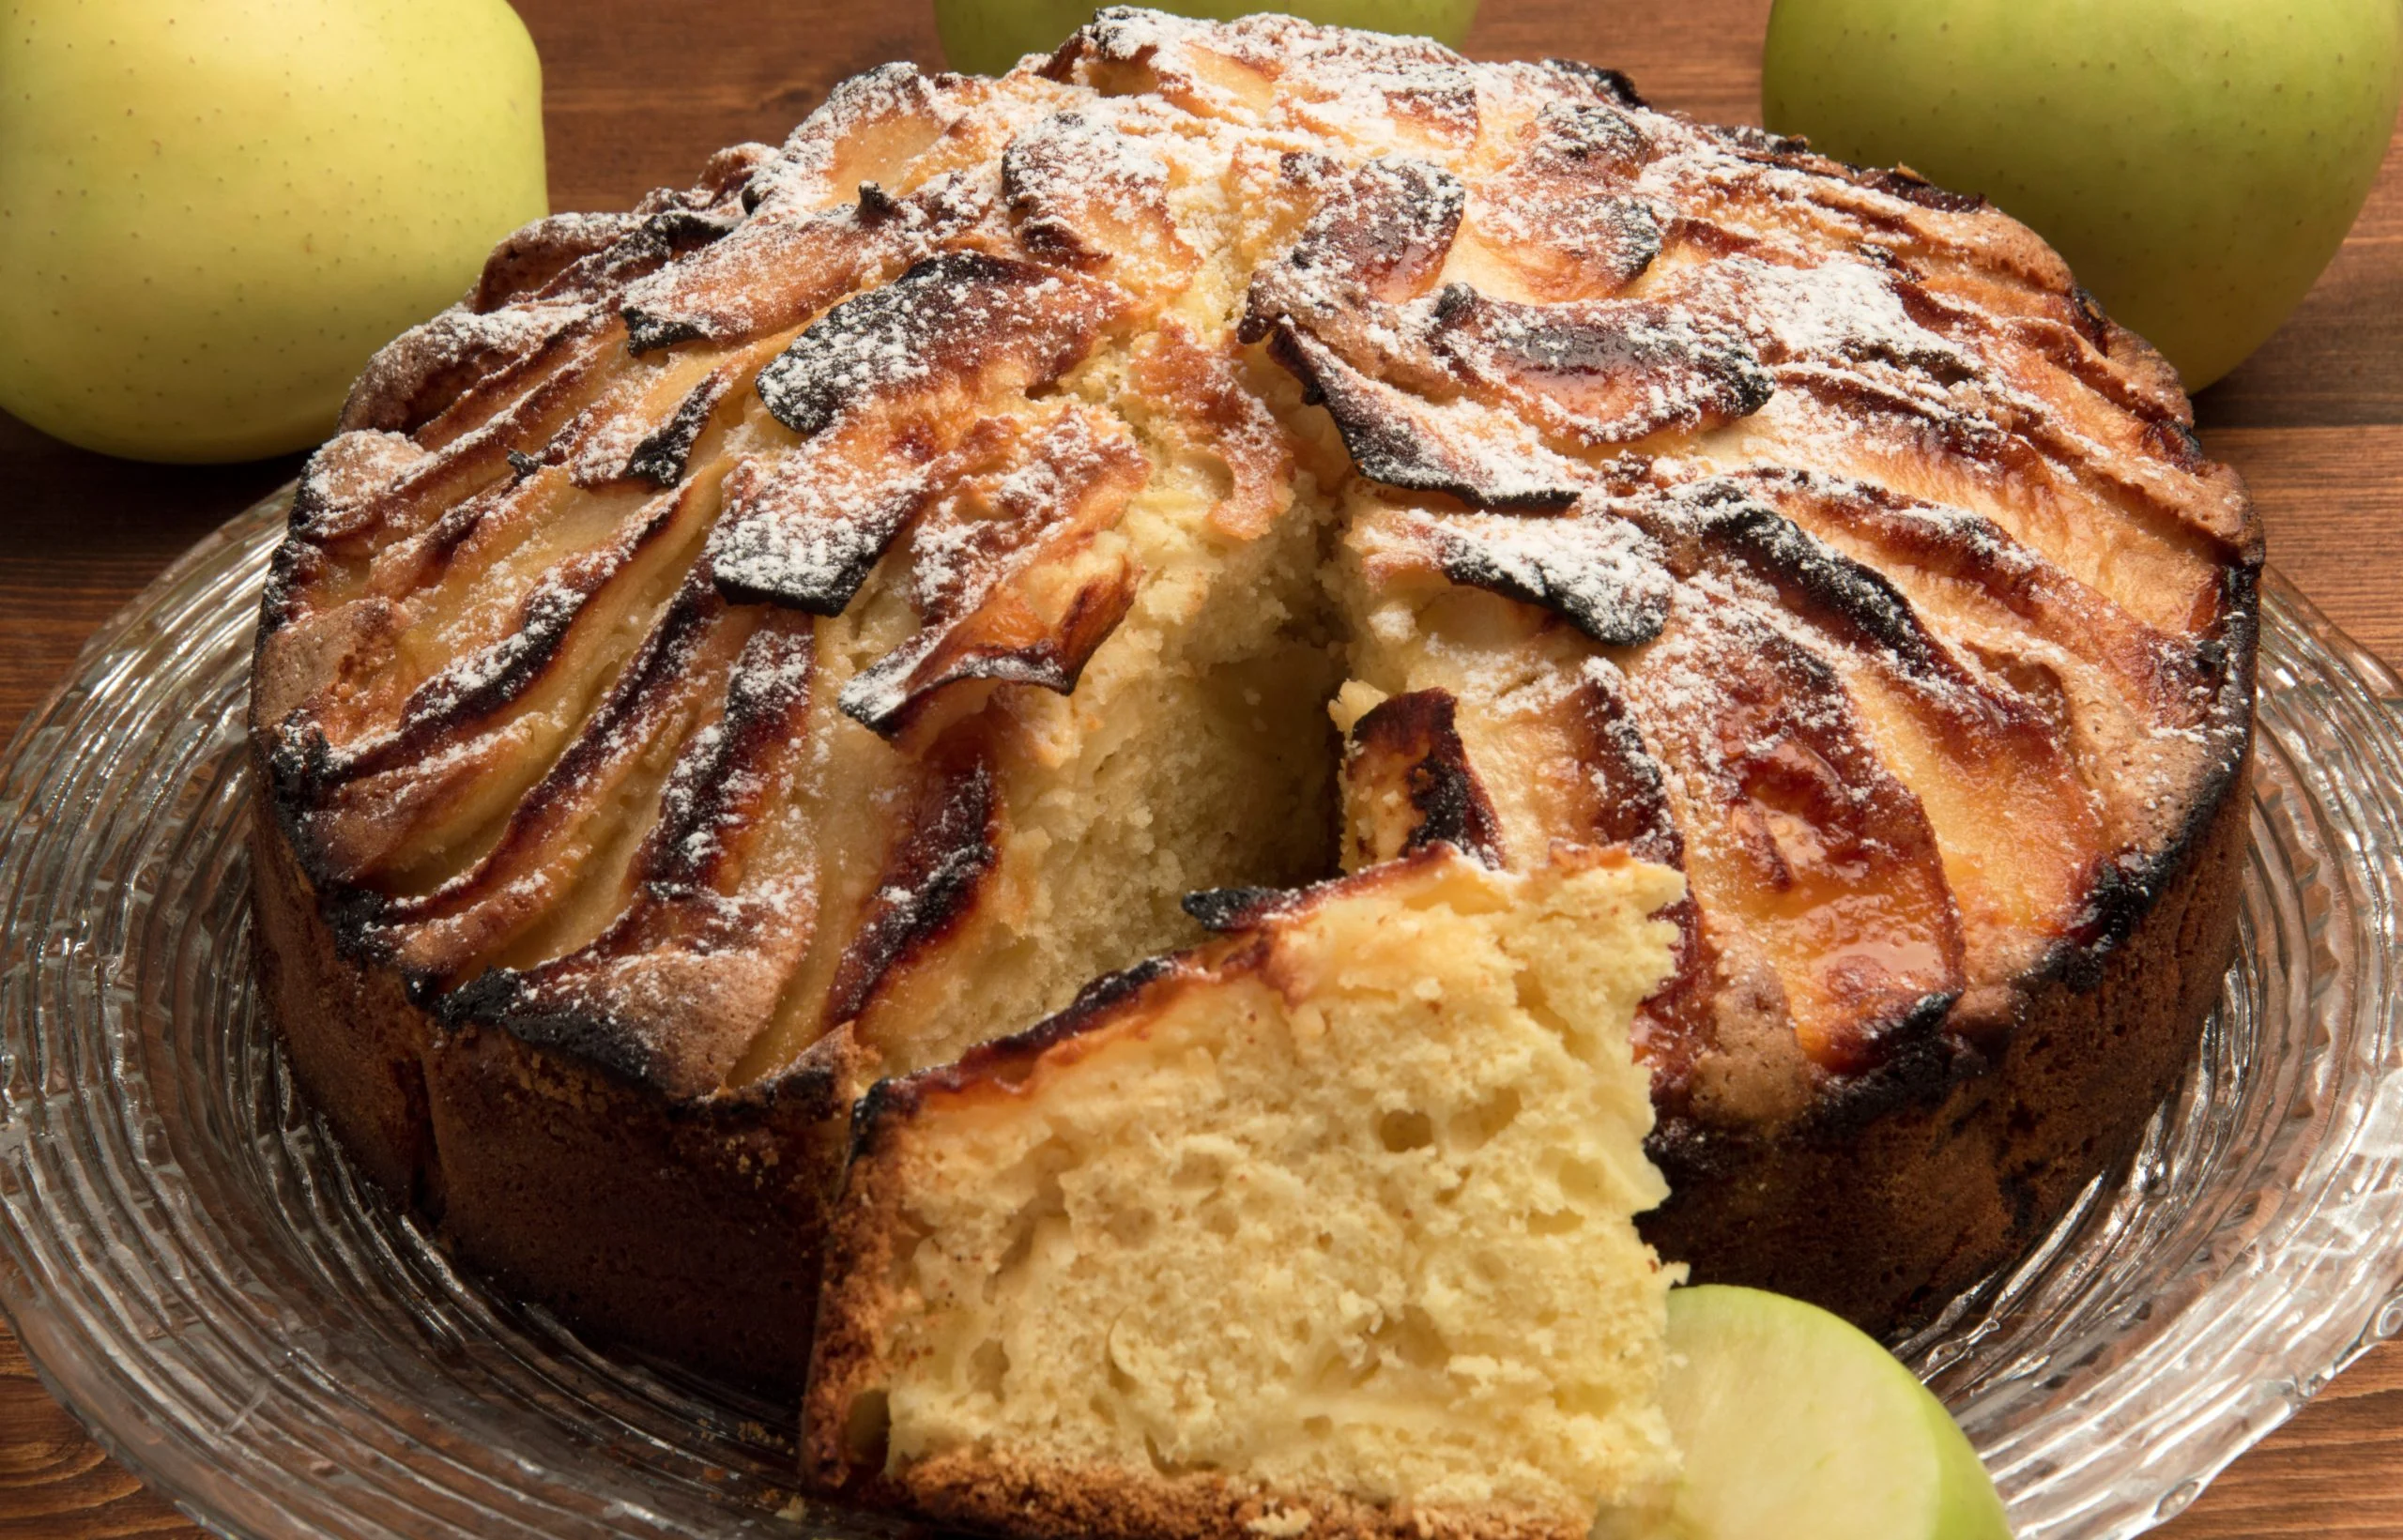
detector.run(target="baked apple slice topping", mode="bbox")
[713,252,1132,615]
[250,11,2256,1221]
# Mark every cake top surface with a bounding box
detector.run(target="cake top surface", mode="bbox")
[251,8,2258,1118]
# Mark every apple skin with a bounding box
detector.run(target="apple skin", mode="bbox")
[934,0,1479,80]
[1762,0,2402,389]
[1594,1285,2011,1540]
[0,0,548,463]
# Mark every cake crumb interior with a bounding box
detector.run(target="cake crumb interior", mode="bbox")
[840,852,1686,1526]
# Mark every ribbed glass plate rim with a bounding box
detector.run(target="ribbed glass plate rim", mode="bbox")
[0,488,2398,1540]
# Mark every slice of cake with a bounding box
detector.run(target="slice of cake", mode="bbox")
[804,846,1686,1540]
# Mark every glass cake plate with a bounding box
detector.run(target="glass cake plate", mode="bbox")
[1,486,2399,1540]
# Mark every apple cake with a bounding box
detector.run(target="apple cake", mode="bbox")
[805,847,1685,1540]
[248,8,2258,1395]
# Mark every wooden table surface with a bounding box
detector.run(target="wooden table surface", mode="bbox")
[2,0,2398,1532]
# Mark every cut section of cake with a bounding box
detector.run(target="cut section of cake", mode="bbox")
[804,847,1685,1540]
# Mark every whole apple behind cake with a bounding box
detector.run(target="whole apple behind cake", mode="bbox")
[248,8,2258,1394]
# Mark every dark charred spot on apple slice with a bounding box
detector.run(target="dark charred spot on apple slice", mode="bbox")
[1704,121,1815,162]
[1039,6,1170,83]
[1863,167,1983,214]
[1429,505,1674,647]
[1428,285,1773,445]
[823,747,1002,1029]
[2068,285,2113,352]
[758,252,1120,437]
[623,371,736,488]
[1540,57,1646,108]
[601,206,745,288]
[1468,102,1666,300]
[2142,415,2209,473]
[1263,325,1584,509]
[1567,660,1681,862]
[1674,484,1939,674]
[1241,157,1466,334]
[850,180,904,221]
[1341,689,1507,867]
[1181,886,1290,934]
[622,310,713,356]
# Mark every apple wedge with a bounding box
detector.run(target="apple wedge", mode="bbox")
[1597,1286,2012,1540]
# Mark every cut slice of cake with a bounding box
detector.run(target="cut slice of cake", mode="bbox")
[804,846,1686,1540]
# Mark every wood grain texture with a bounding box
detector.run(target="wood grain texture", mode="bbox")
[0,0,2396,1533]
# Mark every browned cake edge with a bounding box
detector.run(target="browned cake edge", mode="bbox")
[247,770,849,1392]
[798,948,1589,1540]
[1640,576,2258,1326]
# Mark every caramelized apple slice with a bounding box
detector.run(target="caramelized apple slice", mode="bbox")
[1625,605,1964,1072]
[437,615,821,1097]
[1425,285,1771,448]
[1244,158,1768,504]
[348,574,757,983]
[1339,688,1508,868]
[620,63,976,352]
[1124,324,1297,542]
[274,472,722,885]
[1044,11,1480,149]
[820,738,1002,1030]
[1002,109,1199,298]
[1263,327,1587,508]
[1463,99,1663,302]
[1692,484,2102,987]
[1351,496,1674,646]
[712,252,1132,615]
[840,406,1148,739]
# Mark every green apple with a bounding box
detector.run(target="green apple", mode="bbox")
[1596,1285,2012,1540]
[0,0,548,463]
[933,0,1480,80]
[1761,0,2402,389]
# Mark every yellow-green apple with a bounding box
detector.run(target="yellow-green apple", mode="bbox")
[0,0,547,462]
[933,0,1479,79]
[1761,0,2402,389]
[1594,1286,2012,1540]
